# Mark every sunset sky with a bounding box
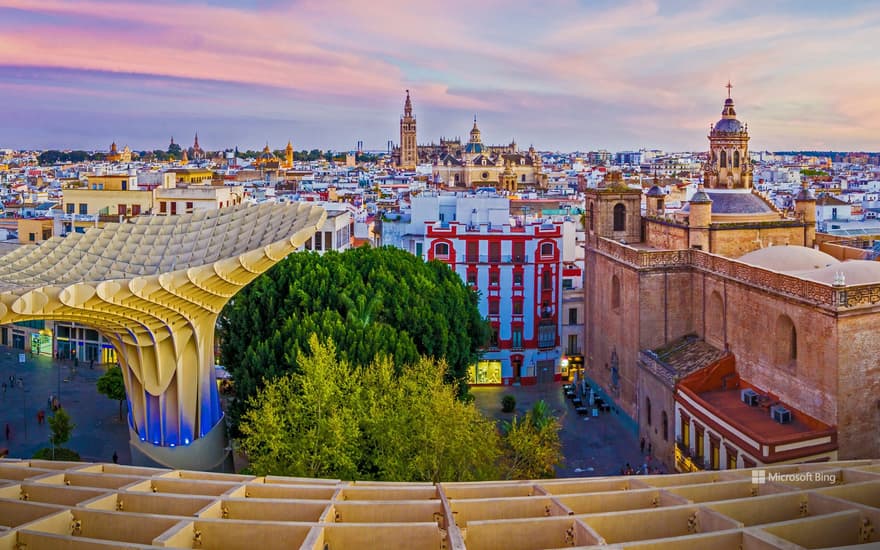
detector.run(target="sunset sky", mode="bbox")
[1,0,878,152]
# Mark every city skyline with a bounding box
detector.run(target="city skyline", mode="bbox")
[1,0,879,152]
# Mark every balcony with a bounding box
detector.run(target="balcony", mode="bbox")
[464,255,530,264]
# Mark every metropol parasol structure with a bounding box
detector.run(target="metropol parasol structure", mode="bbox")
[0,202,326,470]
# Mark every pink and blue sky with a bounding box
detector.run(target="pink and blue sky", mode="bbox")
[1,0,878,152]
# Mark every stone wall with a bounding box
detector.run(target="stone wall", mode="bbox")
[643,218,688,251]
[637,357,676,472]
[708,224,808,258]
[836,311,880,458]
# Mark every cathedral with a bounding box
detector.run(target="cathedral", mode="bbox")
[431,118,546,190]
[106,141,132,163]
[583,87,879,473]
[391,90,547,191]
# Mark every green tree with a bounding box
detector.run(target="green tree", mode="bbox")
[500,400,563,479]
[97,366,127,420]
[220,246,489,428]
[240,336,500,481]
[49,407,75,448]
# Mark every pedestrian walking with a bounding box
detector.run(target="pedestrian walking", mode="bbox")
[112,451,119,464]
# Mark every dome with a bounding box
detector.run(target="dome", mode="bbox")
[646,185,664,197]
[689,190,712,204]
[795,187,816,201]
[737,246,839,272]
[713,118,744,133]
[798,260,880,285]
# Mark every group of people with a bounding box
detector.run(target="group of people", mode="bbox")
[620,460,665,476]
[3,374,22,392]
[618,437,666,476]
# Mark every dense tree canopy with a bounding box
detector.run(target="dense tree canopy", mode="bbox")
[241,337,560,481]
[219,246,489,427]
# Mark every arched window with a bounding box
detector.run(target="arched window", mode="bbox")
[589,202,595,231]
[540,242,553,257]
[434,242,449,257]
[613,203,626,232]
[521,174,526,182]
[662,411,669,441]
[776,314,797,365]
[611,275,621,310]
[719,150,727,168]
[733,150,740,168]
[646,397,652,426]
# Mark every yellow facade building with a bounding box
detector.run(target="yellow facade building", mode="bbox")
[106,141,132,163]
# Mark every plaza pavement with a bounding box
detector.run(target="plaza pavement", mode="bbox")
[472,382,648,477]
[1,345,646,478]
[0,346,130,464]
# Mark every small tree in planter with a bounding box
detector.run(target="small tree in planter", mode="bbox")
[501,394,517,413]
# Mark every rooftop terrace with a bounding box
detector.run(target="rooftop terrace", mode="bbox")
[1,459,878,549]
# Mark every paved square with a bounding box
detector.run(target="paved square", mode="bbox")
[0,346,130,464]
[472,382,647,477]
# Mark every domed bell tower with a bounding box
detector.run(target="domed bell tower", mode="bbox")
[704,82,752,190]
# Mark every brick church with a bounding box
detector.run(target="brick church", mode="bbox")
[584,87,880,472]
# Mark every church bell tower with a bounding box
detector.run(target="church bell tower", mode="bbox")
[398,90,417,170]
[704,82,752,189]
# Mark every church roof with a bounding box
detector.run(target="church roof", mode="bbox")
[464,142,484,154]
[705,191,772,213]
[438,154,462,166]
[798,260,880,285]
[816,194,849,206]
[737,246,839,272]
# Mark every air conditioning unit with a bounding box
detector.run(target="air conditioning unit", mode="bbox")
[771,405,792,424]
[741,389,759,407]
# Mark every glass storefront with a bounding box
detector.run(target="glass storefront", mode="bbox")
[467,360,502,384]
[30,332,52,356]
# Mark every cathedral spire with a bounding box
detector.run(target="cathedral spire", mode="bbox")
[404,89,412,117]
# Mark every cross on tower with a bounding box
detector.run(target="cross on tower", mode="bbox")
[726,80,733,98]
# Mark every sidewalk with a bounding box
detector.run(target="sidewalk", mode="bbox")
[472,382,646,477]
[0,346,130,464]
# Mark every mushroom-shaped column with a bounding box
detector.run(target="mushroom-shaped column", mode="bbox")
[0,203,326,471]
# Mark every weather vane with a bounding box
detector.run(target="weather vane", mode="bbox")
[726,80,733,99]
